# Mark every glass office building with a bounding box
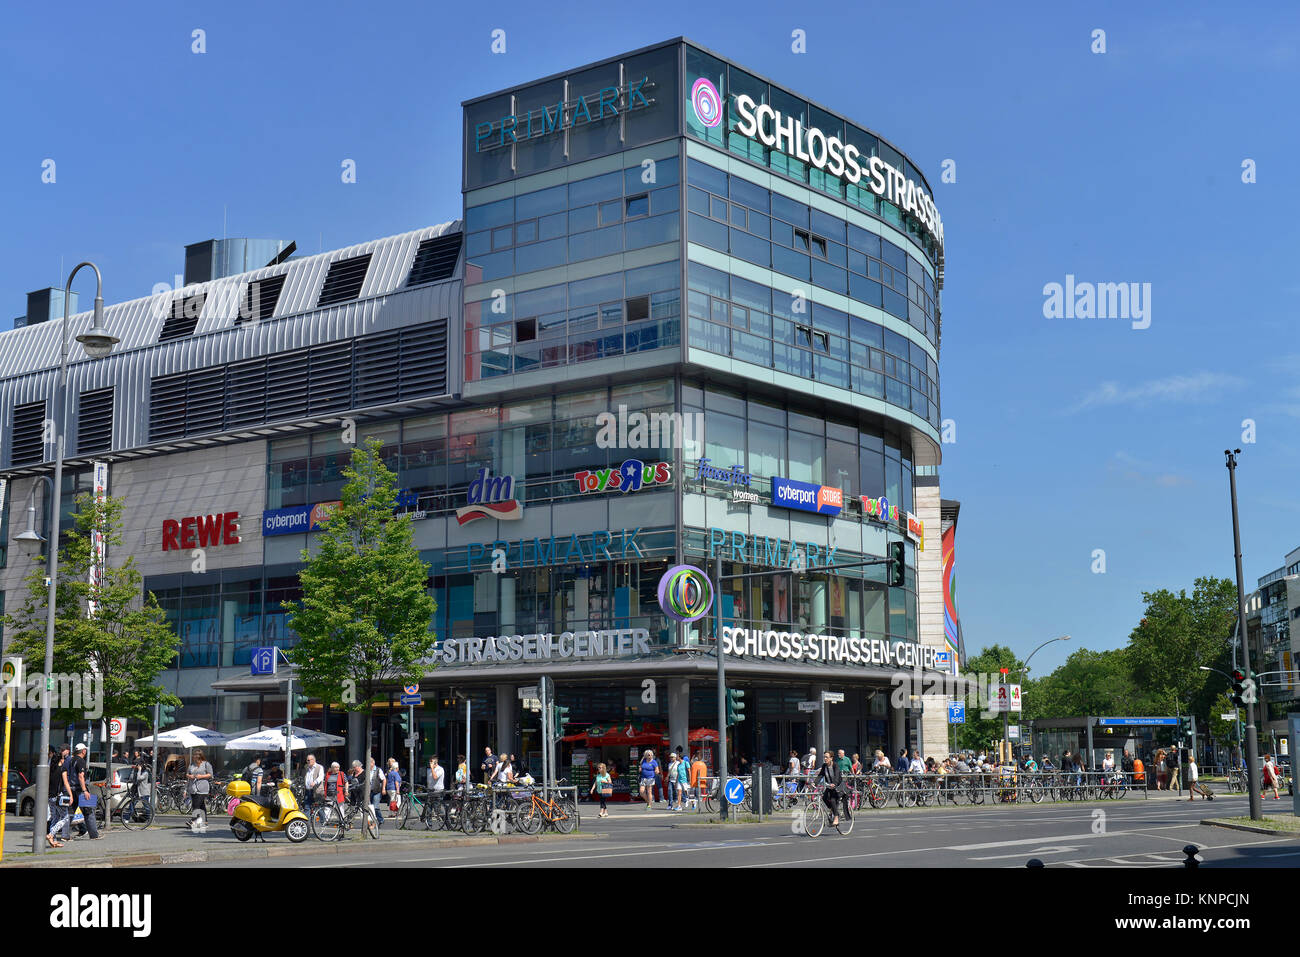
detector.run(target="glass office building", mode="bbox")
[0,39,957,780]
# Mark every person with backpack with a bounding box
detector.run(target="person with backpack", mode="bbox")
[186,748,213,834]
[366,758,386,825]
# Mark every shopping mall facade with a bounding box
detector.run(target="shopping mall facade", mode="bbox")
[0,39,965,786]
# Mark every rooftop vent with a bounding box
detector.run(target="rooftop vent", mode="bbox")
[406,234,462,286]
[317,253,372,307]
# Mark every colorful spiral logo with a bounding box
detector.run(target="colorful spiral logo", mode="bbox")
[690,77,723,129]
[657,564,715,623]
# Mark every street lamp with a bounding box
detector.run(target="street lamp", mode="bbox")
[29,262,118,855]
[1007,636,1070,766]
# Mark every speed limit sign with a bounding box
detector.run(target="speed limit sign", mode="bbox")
[108,717,127,742]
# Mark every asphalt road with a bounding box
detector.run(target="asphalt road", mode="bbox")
[166,793,1300,868]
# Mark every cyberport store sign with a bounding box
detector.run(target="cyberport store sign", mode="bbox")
[690,77,944,252]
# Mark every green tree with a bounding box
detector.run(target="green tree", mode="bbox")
[286,437,437,825]
[4,492,181,825]
[1126,576,1237,721]
[1207,692,1239,743]
[956,644,1025,755]
[1024,647,1155,720]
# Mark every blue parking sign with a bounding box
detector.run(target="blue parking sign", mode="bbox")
[948,702,965,724]
[251,647,277,676]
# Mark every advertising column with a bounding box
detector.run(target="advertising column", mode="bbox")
[914,479,948,758]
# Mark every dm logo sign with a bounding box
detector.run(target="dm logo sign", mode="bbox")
[457,468,523,525]
[690,77,723,129]
[657,564,714,623]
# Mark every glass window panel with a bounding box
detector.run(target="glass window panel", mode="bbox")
[569,224,623,262]
[770,193,809,228]
[515,220,537,244]
[467,230,491,256]
[465,197,514,231]
[626,261,678,297]
[625,194,649,218]
[514,237,566,273]
[882,287,908,319]
[883,329,910,362]
[860,444,885,497]
[787,429,824,484]
[881,239,907,270]
[569,271,624,307]
[729,229,770,267]
[599,199,623,225]
[689,213,728,251]
[492,225,513,250]
[687,186,711,216]
[704,410,746,464]
[687,157,729,195]
[770,218,793,248]
[514,283,567,317]
[728,175,769,212]
[569,205,597,233]
[826,438,856,497]
[568,170,623,206]
[625,211,680,250]
[538,211,566,240]
[731,330,770,366]
[810,208,846,242]
[650,185,678,214]
[748,420,785,476]
[855,367,884,399]
[811,260,847,294]
[729,204,747,228]
[469,248,513,280]
[771,245,809,280]
[516,183,567,219]
[851,317,883,349]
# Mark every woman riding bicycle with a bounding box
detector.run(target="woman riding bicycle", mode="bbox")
[815,751,845,828]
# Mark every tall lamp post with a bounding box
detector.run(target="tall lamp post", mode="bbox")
[1225,449,1262,821]
[25,263,118,854]
[1009,636,1070,763]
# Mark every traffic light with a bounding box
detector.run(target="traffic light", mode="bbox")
[157,701,177,727]
[726,687,746,725]
[887,541,905,587]
[1231,669,1246,707]
[291,691,309,720]
[395,710,410,736]
[552,703,570,735]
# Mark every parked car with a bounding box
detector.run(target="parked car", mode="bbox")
[6,769,30,814]
[17,762,141,820]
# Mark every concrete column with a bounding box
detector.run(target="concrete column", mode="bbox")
[668,678,690,756]
[890,702,906,761]
[809,579,827,631]
[496,684,517,757]
[499,576,516,632]
[811,684,828,755]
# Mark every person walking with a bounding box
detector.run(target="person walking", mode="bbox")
[675,750,690,811]
[590,762,612,818]
[384,758,403,817]
[1262,754,1282,800]
[689,751,708,810]
[303,753,324,811]
[45,746,69,848]
[1166,745,1181,792]
[186,748,213,834]
[324,761,347,806]
[481,746,497,785]
[366,758,386,825]
[65,743,101,840]
[1187,755,1214,801]
[638,749,659,809]
[665,751,681,811]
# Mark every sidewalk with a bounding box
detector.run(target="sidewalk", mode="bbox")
[0,812,594,868]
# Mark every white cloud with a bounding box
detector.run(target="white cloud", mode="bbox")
[1069,372,1245,413]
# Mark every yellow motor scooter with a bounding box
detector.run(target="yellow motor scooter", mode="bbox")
[226,776,311,843]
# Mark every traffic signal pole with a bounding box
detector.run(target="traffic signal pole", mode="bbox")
[1226,450,1262,821]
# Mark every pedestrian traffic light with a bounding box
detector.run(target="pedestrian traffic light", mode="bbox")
[157,701,176,726]
[1231,669,1246,707]
[290,691,309,719]
[552,703,570,734]
[726,687,746,725]
[395,710,410,736]
[887,541,905,587]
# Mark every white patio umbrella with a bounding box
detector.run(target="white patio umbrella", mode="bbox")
[223,725,345,752]
[133,724,229,749]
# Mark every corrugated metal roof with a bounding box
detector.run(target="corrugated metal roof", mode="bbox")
[0,223,463,467]
[0,222,461,379]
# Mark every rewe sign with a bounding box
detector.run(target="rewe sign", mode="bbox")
[162,512,240,551]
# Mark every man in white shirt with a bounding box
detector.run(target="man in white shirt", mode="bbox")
[303,753,324,810]
[803,747,818,773]
[907,750,925,775]
[428,756,445,792]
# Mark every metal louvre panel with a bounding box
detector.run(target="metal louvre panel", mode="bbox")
[352,328,402,407]
[307,340,353,415]
[316,254,372,307]
[224,358,268,428]
[158,292,206,342]
[76,387,114,456]
[407,235,462,286]
[264,351,310,422]
[237,273,287,324]
[149,373,189,441]
[398,319,448,399]
[11,400,47,465]
[185,367,226,435]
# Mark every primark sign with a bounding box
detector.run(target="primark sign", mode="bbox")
[721,626,944,671]
[730,93,945,251]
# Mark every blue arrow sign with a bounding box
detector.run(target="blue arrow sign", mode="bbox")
[400,694,422,706]
[724,778,746,806]
[948,702,966,724]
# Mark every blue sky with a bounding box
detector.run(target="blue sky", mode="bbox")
[2,1,1297,675]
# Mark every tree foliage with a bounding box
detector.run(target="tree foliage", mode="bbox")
[286,438,437,786]
[3,492,181,725]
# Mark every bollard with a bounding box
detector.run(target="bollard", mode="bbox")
[1026,858,1045,868]
[1182,844,1200,868]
